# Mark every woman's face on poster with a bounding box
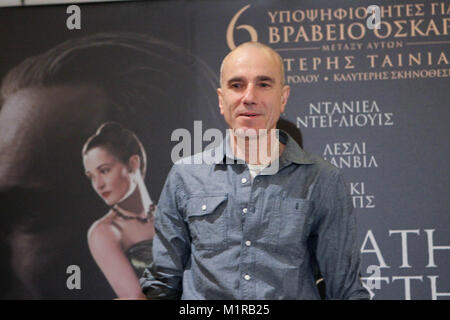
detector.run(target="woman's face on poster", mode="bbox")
[83,147,136,206]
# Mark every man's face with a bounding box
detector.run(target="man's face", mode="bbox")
[0,85,108,191]
[0,85,108,298]
[217,46,290,135]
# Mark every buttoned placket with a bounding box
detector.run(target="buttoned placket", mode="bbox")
[236,166,262,299]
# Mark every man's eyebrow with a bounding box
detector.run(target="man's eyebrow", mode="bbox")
[256,76,275,83]
[227,77,244,84]
[226,75,275,84]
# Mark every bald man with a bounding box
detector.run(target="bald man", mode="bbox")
[140,42,369,300]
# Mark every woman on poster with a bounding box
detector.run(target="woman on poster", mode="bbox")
[82,122,154,299]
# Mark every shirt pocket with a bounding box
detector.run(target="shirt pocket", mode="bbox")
[186,194,228,251]
[277,198,313,256]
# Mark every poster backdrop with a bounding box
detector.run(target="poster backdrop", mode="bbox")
[0,0,448,299]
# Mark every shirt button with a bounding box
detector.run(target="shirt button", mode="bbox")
[244,274,251,281]
[241,178,247,184]
[201,204,207,211]
[245,240,251,247]
[242,207,248,214]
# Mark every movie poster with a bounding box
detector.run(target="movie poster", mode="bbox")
[0,0,448,299]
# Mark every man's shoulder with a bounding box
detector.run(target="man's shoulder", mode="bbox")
[297,148,341,176]
[291,149,347,191]
[282,133,340,177]
[173,150,216,166]
[173,148,222,167]
[170,151,217,178]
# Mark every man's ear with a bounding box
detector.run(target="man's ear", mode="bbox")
[280,85,290,113]
[217,88,224,115]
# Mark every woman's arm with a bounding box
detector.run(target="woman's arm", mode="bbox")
[87,220,147,299]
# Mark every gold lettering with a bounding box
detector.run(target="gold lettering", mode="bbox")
[334,8,347,20]
[367,55,378,68]
[292,10,305,23]
[306,9,318,22]
[347,22,365,40]
[284,26,295,42]
[431,3,439,15]
[437,52,449,65]
[355,7,367,19]
[327,56,339,70]
[415,4,424,16]
[443,18,450,35]
[344,56,355,69]
[267,11,278,24]
[311,25,323,41]
[348,7,354,20]
[321,8,332,21]
[325,24,337,41]
[279,11,290,23]
[295,26,310,42]
[410,20,426,36]
[409,53,421,66]
[393,4,404,17]
[299,58,308,71]
[393,20,408,37]
[374,21,392,39]
[425,19,440,35]
[405,4,414,17]
[381,55,394,68]
[312,57,321,70]
[268,27,280,43]
[284,58,294,72]
[339,23,345,40]
[380,5,392,18]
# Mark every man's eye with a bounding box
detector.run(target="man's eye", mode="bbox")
[100,168,110,174]
[230,83,242,89]
[259,82,271,88]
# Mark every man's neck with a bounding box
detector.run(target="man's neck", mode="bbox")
[229,129,285,165]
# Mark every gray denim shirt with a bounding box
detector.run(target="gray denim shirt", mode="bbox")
[140,130,369,300]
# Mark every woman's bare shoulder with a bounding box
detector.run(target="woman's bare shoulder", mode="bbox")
[87,211,122,246]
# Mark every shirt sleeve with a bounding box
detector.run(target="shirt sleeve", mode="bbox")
[314,169,370,300]
[139,165,191,299]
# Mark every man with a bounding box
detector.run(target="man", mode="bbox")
[140,42,369,299]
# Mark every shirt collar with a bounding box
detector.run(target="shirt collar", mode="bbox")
[213,129,315,166]
[278,130,315,165]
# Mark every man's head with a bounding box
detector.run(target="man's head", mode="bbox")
[217,42,290,136]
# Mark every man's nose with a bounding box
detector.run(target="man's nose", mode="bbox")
[242,84,257,105]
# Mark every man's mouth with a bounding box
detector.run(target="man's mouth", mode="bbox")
[239,112,261,118]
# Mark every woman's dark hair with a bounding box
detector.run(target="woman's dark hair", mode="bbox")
[82,122,147,177]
